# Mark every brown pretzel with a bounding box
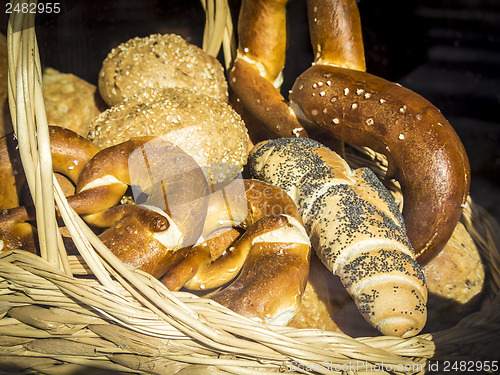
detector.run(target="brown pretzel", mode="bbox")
[0,129,208,255]
[307,0,365,70]
[162,179,311,325]
[290,0,470,264]
[290,66,470,265]
[230,0,470,265]
[0,126,100,211]
[94,204,192,279]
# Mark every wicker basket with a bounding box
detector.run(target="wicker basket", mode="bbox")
[1,1,499,374]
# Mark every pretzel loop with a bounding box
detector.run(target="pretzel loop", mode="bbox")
[230,0,471,265]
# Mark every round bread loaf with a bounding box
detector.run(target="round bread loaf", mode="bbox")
[87,87,248,183]
[98,33,228,106]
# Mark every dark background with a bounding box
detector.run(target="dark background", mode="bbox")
[2,0,499,223]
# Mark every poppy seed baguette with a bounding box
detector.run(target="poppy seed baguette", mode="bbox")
[249,137,427,338]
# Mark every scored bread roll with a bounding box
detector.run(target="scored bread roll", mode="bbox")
[249,137,427,338]
[99,33,228,107]
[88,87,248,183]
[42,67,105,136]
[0,33,12,138]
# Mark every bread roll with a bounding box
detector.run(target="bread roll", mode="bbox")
[249,137,427,338]
[422,221,485,331]
[290,252,416,338]
[162,179,311,325]
[88,87,248,183]
[99,34,228,106]
[290,65,470,266]
[0,33,12,138]
[42,67,105,136]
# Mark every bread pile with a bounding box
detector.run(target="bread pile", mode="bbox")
[0,21,485,338]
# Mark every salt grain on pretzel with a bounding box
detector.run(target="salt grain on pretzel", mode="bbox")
[99,33,228,106]
[230,0,471,265]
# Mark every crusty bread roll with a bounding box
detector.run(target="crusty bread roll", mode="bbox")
[87,87,248,183]
[99,34,228,107]
[249,137,427,338]
[42,67,105,136]
[422,221,485,331]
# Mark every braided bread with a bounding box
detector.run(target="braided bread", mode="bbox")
[249,137,427,337]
